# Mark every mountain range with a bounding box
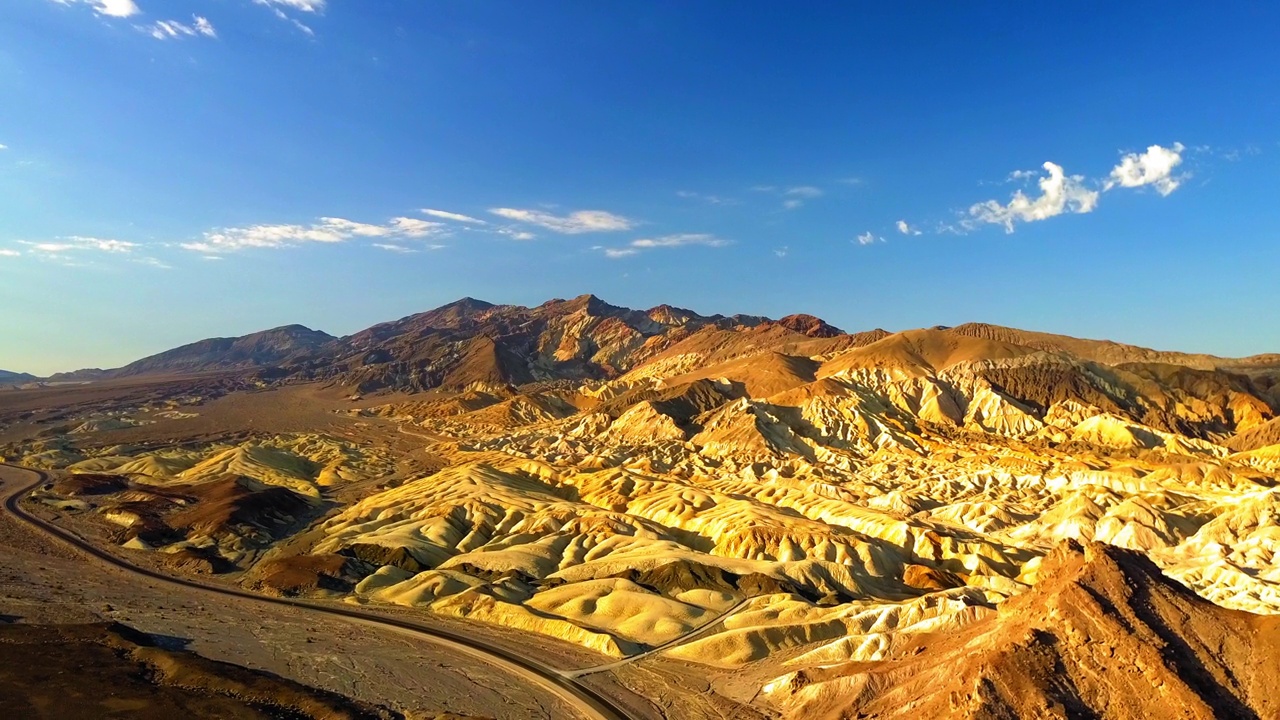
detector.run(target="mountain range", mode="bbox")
[18,294,1280,448]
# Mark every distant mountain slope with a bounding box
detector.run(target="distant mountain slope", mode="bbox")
[0,370,36,384]
[948,321,1275,370]
[110,325,336,378]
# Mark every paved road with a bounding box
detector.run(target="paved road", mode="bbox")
[0,463,632,720]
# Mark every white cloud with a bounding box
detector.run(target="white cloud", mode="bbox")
[387,217,442,237]
[630,233,728,249]
[144,16,217,41]
[0,249,20,257]
[1103,142,1186,196]
[598,233,730,259]
[489,208,634,234]
[255,0,325,11]
[0,144,7,151]
[94,0,137,16]
[783,186,823,209]
[856,231,882,246]
[184,216,443,253]
[373,243,416,253]
[253,0,322,34]
[676,190,736,205]
[422,208,486,224]
[31,243,75,253]
[26,236,137,254]
[774,246,789,258]
[50,0,139,18]
[495,228,536,241]
[133,256,171,269]
[895,220,922,236]
[17,236,137,266]
[785,186,823,199]
[72,236,137,252]
[755,184,824,209]
[316,217,394,237]
[966,161,1099,233]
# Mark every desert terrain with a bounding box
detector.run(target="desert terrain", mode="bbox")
[4,294,1280,718]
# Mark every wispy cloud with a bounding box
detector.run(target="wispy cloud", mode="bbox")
[142,15,216,41]
[253,0,323,35]
[256,0,325,10]
[15,236,139,266]
[856,231,882,246]
[49,0,140,19]
[0,144,8,151]
[676,190,737,205]
[895,220,922,236]
[965,162,1100,233]
[25,236,138,254]
[497,228,536,241]
[372,242,444,253]
[630,233,728,249]
[133,256,171,269]
[373,243,415,253]
[183,216,443,254]
[489,208,634,234]
[774,246,789,258]
[784,186,823,209]
[600,233,730,259]
[754,184,825,210]
[0,249,20,257]
[421,208,486,224]
[1103,142,1187,196]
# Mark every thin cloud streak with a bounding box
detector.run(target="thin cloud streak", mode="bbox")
[142,16,216,40]
[422,209,486,224]
[600,233,730,259]
[183,216,444,254]
[489,208,634,234]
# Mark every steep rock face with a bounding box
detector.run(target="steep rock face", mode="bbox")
[765,541,1280,720]
[1228,416,1280,451]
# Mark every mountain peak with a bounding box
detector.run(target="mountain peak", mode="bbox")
[774,313,845,338]
[541,293,620,316]
[646,303,705,326]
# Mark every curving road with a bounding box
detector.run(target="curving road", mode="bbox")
[0,463,631,720]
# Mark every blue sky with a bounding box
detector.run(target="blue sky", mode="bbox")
[2,2,1278,374]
